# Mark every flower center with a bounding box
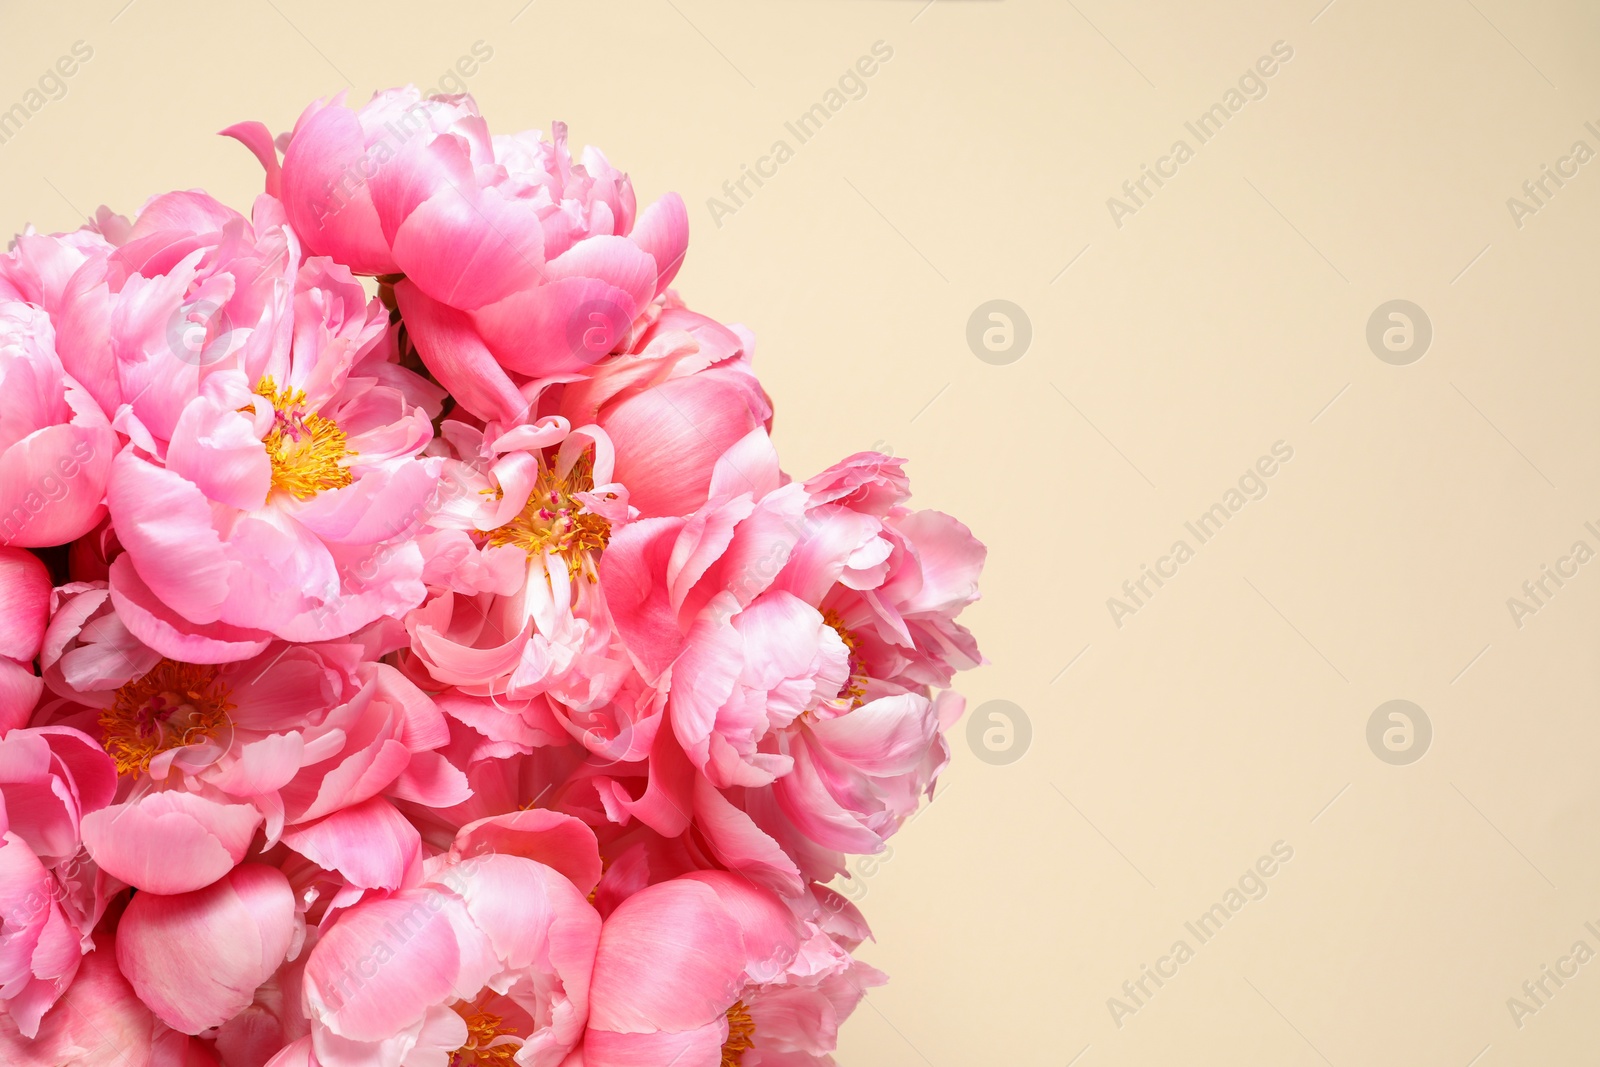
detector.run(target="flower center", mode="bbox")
[102,660,234,776]
[256,377,354,500]
[486,455,611,566]
[822,609,869,707]
[721,1000,756,1067]
[449,1002,521,1067]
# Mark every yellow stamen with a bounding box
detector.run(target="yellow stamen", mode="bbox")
[449,1002,521,1067]
[486,454,610,566]
[102,660,234,776]
[721,1000,756,1067]
[821,609,869,708]
[256,377,354,500]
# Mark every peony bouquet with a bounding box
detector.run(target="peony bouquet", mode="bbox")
[0,86,984,1067]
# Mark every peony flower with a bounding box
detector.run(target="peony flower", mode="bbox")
[0,935,161,1067]
[0,726,118,1035]
[579,871,881,1067]
[37,590,468,893]
[593,445,983,887]
[299,811,602,1067]
[230,87,688,419]
[401,415,639,751]
[86,191,444,659]
[0,301,116,549]
[551,297,772,519]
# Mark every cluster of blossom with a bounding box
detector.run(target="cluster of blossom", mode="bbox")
[0,86,984,1067]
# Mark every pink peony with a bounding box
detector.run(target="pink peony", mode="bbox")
[300,812,601,1067]
[89,191,444,659]
[116,862,298,1036]
[38,589,467,893]
[231,87,688,420]
[0,726,118,1035]
[0,301,116,548]
[0,935,161,1067]
[579,871,881,1067]
[594,446,983,886]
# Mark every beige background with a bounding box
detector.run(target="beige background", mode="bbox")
[3,1,1599,1063]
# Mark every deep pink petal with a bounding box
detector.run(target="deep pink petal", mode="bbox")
[393,280,527,425]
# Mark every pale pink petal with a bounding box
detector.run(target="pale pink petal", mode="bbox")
[80,790,262,894]
[302,890,463,1042]
[281,797,420,890]
[117,863,295,1035]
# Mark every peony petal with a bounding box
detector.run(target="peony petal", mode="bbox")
[80,790,262,894]
[117,863,295,1035]
[587,879,743,1034]
[0,548,50,661]
[393,280,527,426]
[282,797,421,890]
[628,193,688,295]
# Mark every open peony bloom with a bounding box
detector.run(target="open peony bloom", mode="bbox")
[91,191,444,659]
[592,442,984,887]
[300,811,602,1067]
[0,302,116,549]
[401,416,637,754]
[229,86,689,422]
[38,585,468,894]
[580,871,880,1067]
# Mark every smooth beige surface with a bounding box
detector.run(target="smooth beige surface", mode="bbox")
[3,1,1598,1063]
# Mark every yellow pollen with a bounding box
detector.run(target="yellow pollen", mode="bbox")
[821,609,869,708]
[486,455,611,567]
[448,1002,521,1067]
[721,1001,756,1067]
[255,377,355,500]
[102,660,234,776]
